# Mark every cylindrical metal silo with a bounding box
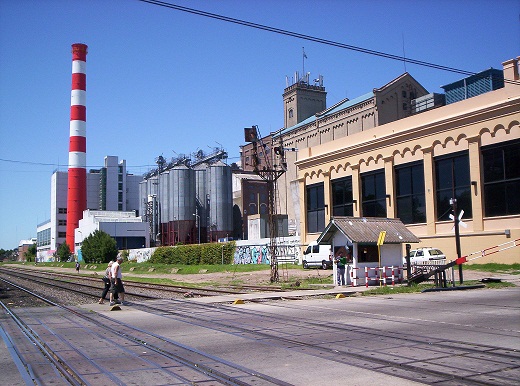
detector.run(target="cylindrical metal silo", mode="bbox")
[207,161,233,239]
[171,165,195,244]
[194,165,207,229]
[171,165,195,221]
[159,171,170,223]
[139,180,148,221]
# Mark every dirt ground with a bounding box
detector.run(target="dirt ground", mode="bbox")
[129,267,333,286]
[156,267,519,286]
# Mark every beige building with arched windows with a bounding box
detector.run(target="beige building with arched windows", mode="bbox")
[296,57,520,264]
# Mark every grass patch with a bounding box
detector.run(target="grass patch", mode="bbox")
[362,279,515,296]
[279,275,333,290]
[464,263,520,275]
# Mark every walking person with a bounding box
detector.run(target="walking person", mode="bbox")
[109,256,125,306]
[75,261,80,273]
[335,252,347,286]
[98,261,113,304]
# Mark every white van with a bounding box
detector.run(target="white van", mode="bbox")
[302,242,333,269]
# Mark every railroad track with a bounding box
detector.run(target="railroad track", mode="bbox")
[1,268,518,385]
[0,266,286,297]
[0,278,293,386]
[127,297,520,386]
[0,267,157,303]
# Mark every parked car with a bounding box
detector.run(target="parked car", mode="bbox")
[302,242,333,269]
[403,247,446,265]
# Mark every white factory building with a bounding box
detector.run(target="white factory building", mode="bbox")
[36,156,143,261]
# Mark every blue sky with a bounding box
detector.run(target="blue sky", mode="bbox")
[0,0,518,249]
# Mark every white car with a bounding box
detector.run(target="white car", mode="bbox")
[404,247,446,265]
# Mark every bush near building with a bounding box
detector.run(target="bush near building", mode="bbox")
[81,230,118,264]
[150,242,235,265]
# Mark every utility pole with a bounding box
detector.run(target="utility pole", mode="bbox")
[244,126,286,283]
[155,155,166,246]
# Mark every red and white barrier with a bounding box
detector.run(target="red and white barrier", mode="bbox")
[361,266,403,287]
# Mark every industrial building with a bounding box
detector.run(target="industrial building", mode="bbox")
[139,149,233,246]
[75,210,148,254]
[36,156,141,261]
[237,55,518,265]
[240,71,430,237]
[295,57,519,264]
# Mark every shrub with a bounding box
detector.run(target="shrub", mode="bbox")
[150,242,236,265]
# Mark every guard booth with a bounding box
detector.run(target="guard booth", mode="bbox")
[316,216,420,287]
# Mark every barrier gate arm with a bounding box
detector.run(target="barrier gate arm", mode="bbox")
[409,238,519,285]
[454,238,520,265]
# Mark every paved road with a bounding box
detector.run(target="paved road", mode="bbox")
[88,286,520,385]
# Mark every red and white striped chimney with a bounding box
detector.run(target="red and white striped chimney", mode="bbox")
[66,43,88,251]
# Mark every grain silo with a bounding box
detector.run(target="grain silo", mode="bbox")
[171,164,196,244]
[206,161,233,241]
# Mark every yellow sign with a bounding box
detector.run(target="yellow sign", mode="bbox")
[377,231,386,246]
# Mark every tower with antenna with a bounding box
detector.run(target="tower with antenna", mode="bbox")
[66,43,88,251]
[283,50,326,128]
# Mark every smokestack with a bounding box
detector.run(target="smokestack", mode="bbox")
[66,43,88,251]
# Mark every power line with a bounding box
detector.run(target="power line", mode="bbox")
[137,0,520,85]
[0,158,157,170]
[0,156,241,170]
[137,0,476,76]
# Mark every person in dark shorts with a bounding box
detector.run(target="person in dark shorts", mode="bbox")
[109,256,125,306]
[99,261,113,304]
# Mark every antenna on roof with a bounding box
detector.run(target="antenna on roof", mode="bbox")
[302,47,307,78]
[402,33,407,73]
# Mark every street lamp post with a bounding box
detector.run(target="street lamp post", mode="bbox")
[193,211,200,244]
[173,216,177,246]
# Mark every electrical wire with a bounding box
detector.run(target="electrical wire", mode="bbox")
[137,0,520,85]
[137,0,472,76]
[0,156,241,170]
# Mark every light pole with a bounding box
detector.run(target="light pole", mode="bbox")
[193,212,200,244]
[173,216,177,246]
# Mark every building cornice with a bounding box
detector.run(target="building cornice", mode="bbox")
[296,89,520,170]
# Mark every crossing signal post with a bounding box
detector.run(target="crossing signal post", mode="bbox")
[450,198,463,284]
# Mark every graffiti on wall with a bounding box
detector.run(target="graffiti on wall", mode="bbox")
[233,237,301,265]
[234,245,270,265]
[128,247,156,263]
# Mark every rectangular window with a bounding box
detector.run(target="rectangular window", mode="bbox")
[58,219,67,226]
[306,183,325,233]
[482,139,520,217]
[435,151,472,221]
[58,232,66,238]
[361,170,386,217]
[332,176,354,216]
[58,208,67,214]
[395,161,426,224]
[357,244,379,263]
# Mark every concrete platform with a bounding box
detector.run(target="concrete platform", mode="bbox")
[0,325,33,386]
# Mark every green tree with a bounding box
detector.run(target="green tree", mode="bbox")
[81,230,118,264]
[24,243,37,262]
[57,242,72,262]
